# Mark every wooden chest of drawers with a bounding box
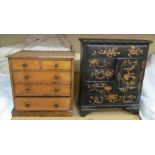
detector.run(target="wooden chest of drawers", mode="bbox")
[8,51,74,117]
[78,39,152,117]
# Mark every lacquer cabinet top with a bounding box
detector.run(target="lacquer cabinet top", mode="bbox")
[79,38,152,44]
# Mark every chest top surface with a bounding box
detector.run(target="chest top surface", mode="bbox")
[79,38,152,44]
[8,50,74,59]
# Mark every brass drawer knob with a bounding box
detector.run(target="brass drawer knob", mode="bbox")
[54,75,59,80]
[24,75,30,80]
[54,88,59,92]
[22,63,28,68]
[54,102,59,108]
[25,102,31,107]
[54,64,59,68]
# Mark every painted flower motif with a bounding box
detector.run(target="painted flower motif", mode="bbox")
[104,85,112,92]
[92,47,120,57]
[103,70,114,78]
[128,46,143,57]
[105,94,119,103]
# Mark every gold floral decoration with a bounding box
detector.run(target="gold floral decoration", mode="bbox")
[87,83,112,94]
[89,96,104,104]
[122,60,138,65]
[121,72,136,87]
[89,59,112,68]
[128,46,143,57]
[92,47,120,57]
[105,94,121,103]
[90,70,114,80]
[122,95,136,103]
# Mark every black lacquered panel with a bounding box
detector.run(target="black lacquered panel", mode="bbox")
[86,81,114,94]
[86,69,115,81]
[86,93,138,105]
[86,44,148,58]
[78,39,151,116]
[86,58,115,69]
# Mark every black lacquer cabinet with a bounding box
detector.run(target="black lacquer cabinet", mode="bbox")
[78,39,152,117]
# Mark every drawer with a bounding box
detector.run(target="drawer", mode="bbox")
[12,71,71,83]
[14,84,71,96]
[11,59,40,70]
[86,44,148,58]
[87,58,115,69]
[86,69,115,81]
[86,81,114,94]
[42,60,71,69]
[86,93,138,105]
[15,97,71,111]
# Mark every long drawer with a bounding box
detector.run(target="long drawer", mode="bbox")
[12,71,71,83]
[86,94,138,105]
[15,97,71,111]
[14,84,71,96]
[86,44,148,58]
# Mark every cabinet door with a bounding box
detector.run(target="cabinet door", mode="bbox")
[115,58,144,104]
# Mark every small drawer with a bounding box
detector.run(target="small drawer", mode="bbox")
[86,44,119,58]
[42,60,71,69]
[86,81,114,94]
[86,69,115,81]
[87,58,115,69]
[11,59,40,70]
[15,97,71,111]
[14,84,71,96]
[12,71,71,83]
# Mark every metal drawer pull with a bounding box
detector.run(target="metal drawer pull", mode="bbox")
[25,102,31,107]
[22,63,28,67]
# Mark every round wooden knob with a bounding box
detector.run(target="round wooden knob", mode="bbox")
[22,63,28,68]
[54,75,59,80]
[54,64,59,68]
[54,103,59,108]
[24,75,29,80]
[54,88,59,92]
[25,102,31,107]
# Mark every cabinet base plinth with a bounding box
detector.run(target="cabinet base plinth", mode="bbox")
[12,109,73,117]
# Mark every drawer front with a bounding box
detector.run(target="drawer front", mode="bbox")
[42,60,71,70]
[14,84,71,96]
[11,60,40,70]
[86,81,114,94]
[86,69,115,81]
[86,94,138,105]
[87,58,115,69]
[15,97,71,111]
[86,44,148,58]
[12,71,71,83]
